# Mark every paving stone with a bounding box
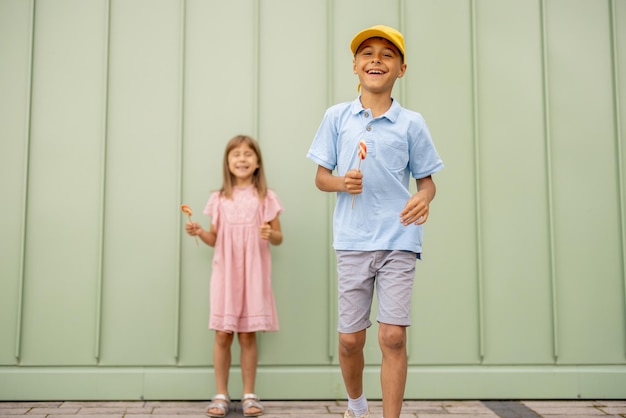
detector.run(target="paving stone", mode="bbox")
[522,400,598,408]
[532,416,624,418]
[416,415,491,418]
[3,400,625,417]
[0,410,30,415]
[443,405,498,415]
[0,416,46,418]
[0,403,62,409]
[125,407,156,414]
[27,408,80,415]
[64,402,145,408]
[600,407,626,414]
[75,408,128,415]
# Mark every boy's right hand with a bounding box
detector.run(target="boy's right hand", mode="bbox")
[185,221,202,236]
[344,169,363,194]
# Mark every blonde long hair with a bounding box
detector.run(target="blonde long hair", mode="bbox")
[220,135,268,200]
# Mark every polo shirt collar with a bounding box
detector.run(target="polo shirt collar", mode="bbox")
[351,96,401,122]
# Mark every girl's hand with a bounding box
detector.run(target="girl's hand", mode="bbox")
[259,222,272,240]
[185,221,202,236]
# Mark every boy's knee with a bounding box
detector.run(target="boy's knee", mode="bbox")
[339,331,366,355]
[378,324,406,351]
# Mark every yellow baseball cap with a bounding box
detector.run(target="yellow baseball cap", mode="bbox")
[350,25,405,59]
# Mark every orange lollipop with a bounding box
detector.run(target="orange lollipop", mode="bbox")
[352,140,367,209]
[181,204,192,217]
[358,139,367,163]
[181,204,199,246]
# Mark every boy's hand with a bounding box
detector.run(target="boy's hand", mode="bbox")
[344,169,363,194]
[185,221,202,236]
[400,193,430,226]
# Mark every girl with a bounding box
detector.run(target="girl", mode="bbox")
[185,135,283,417]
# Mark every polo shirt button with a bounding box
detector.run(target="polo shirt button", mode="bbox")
[366,125,372,131]
[364,112,369,118]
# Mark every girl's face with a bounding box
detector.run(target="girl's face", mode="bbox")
[227,142,259,185]
[353,37,406,95]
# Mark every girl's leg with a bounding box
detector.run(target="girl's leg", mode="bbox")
[209,331,234,415]
[238,332,261,415]
[237,332,258,393]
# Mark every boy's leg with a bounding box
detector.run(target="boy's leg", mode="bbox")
[378,323,407,418]
[374,250,416,418]
[336,251,375,417]
[338,329,367,399]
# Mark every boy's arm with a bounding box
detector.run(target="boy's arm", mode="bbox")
[400,175,437,226]
[315,165,363,194]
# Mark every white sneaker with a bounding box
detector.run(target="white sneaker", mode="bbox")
[344,408,370,418]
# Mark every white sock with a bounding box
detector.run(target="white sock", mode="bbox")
[348,392,368,416]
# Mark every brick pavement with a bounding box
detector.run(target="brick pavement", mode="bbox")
[0,400,625,418]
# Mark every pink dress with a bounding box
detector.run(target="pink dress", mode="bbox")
[203,185,283,333]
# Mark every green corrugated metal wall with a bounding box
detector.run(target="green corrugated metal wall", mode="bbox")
[1,0,625,400]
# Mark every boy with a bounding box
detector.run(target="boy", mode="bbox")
[306,25,443,418]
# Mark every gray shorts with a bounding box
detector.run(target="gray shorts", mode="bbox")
[336,250,417,333]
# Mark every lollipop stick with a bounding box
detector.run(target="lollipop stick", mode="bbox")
[351,159,362,209]
[187,215,199,246]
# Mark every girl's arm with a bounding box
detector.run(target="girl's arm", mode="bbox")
[315,165,362,194]
[259,216,283,245]
[185,222,217,247]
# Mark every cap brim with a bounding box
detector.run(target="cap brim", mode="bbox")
[350,28,404,57]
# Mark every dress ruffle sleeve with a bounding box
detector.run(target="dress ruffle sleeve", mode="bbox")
[203,191,221,227]
[262,189,284,223]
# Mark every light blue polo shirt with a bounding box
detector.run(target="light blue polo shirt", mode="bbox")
[307,97,444,254]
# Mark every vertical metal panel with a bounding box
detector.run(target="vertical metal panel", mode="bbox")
[539,0,559,361]
[475,0,554,364]
[94,0,112,362]
[177,0,258,366]
[173,0,187,362]
[546,0,625,364]
[405,0,481,364]
[0,0,34,365]
[100,0,183,365]
[326,0,336,361]
[331,0,404,365]
[0,0,625,399]
[609,0,626,357]
[20,0,107,365]
[257,0,333,365]
[471,0,485,362]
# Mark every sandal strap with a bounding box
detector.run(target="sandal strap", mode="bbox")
[207,394,230,417]
[241,393,263,414]
[212,394,230,402]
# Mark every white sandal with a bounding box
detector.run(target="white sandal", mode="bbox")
[241,393,264,417]
[206,394,230,417]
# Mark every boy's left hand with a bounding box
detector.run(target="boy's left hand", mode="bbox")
[400,194,429,226]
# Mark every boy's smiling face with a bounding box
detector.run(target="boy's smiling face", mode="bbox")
[353,37,406,95]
